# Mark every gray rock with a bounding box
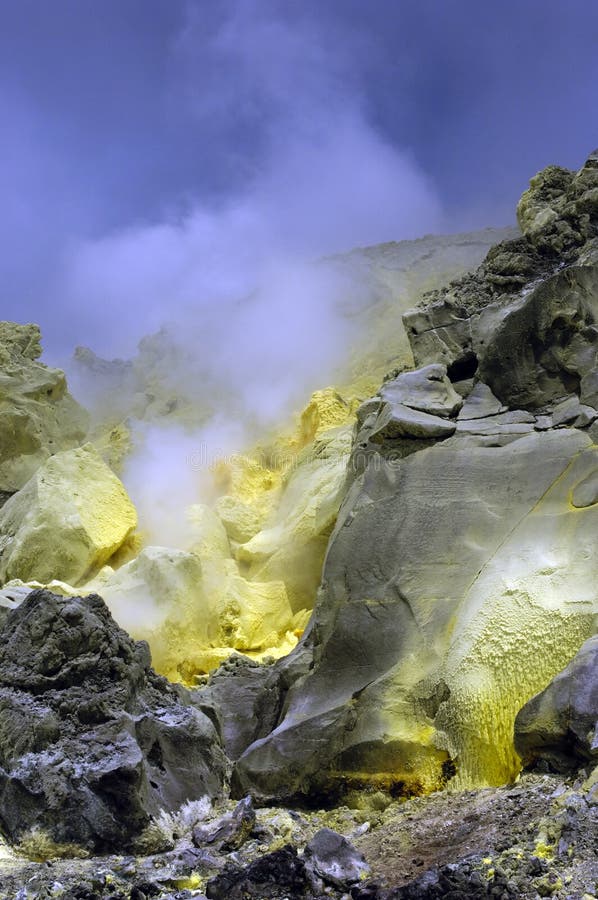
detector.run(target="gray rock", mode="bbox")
[196,655,284,761]
[457,381,506,420]
[304,827,370,887]
[404,152,598,412]
[380,365,463,418]
[574,404,598,427]
[551,395,583,426]
[515,635,598,772]
[369,402,457,441]
[0,590,227,851]
[192,796,256,852]
[455,409,536,436]
[233,427,595,801]
[571,469,598,508]
[205,845,310,899]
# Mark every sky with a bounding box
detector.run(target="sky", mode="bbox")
[1,0,598,360]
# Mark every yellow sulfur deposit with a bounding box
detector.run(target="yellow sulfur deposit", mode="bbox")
[436,446,598,787]
[0,444,137,586]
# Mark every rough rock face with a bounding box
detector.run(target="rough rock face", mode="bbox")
[228,151,598,804]
[199,655,285,761]
[0,322,88,494]
[0,444,137,586]
[514,635,598,771]
[0,589,227,851]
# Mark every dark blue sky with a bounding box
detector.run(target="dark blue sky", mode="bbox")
[1,0,597,355]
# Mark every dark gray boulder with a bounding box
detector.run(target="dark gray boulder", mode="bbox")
[514,635,598,771]
[0,589,228,851]
[205,845,310,899]
[0,322,89,493]
[304,827,370,887]
[196,654,285,761]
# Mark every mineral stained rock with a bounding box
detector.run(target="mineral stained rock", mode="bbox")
[514,634,598,771]
[0,589,227,851]
[237,423,353,614]
[0,322,88,494]
[0,444,137,586]
[229,151,598,803]
[89,544,295,681]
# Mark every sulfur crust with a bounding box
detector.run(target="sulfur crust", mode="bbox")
[435,444,598,787]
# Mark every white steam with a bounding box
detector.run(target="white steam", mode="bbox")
[59,2,443,547]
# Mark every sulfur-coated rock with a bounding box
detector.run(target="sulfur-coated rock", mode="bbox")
[85,546,209,678]
[84,544,295,681]
[215,495,263,544]
[186,503,231,559]
[0,444,137,586]
[0,590,227,851]
[0,322,89,493]
[238,425,353,613]
[234,425,598,802]
[514,635,598,772]
[226,152,598,804]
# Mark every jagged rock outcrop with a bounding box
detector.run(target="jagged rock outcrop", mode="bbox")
[227,151,598,804]
[0,589,227,851]
[0,322,88,495]
[514,635,598,771]
[403,151,598,394]
[0,444,137,586]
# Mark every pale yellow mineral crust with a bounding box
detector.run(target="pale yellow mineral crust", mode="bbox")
[0,444,137,585]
